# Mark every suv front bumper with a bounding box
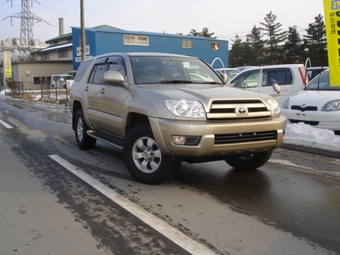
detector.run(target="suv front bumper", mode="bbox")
[150,116,287,157]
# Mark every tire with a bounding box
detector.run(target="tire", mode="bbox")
[124,124,181,185]
[74,109,96,150]
[225,150,273,171]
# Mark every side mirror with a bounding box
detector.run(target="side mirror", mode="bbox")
[272,83,281,94]
[218,72,228,83]
[103,71,125,85]
[223,73,229,83]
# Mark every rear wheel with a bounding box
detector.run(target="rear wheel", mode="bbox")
[225,150,273,171]
[74,109,96,150]
[124,124,180,184]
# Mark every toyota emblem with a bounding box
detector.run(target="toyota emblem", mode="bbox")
[236,106,248,115]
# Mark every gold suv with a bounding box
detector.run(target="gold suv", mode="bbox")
[69,52,287,184]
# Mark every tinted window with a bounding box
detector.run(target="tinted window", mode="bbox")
[89,64,108,84]
[74,59,93,82]
[107,56,126,78]
[262,69,293,86]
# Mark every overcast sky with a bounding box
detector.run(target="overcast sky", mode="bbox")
[0,0,324,44]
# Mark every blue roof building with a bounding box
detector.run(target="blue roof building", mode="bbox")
[71,25,229,70]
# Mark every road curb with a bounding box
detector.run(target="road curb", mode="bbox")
[282,143,340,159]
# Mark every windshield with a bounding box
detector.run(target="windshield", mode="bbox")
[306,70,340,91]
[62,75,74,80]
[130,56,224,85]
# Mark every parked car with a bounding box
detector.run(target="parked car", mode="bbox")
[282,70,340,134]
[306,66,328,81]
[214,68,241,80]
[228,64,308,107]
[69,52,286,184]
[50,74,74,89]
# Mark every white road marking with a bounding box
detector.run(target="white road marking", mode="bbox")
[49,154,217,255]
[0,119,13,129]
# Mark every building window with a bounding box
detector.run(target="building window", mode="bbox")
[124,34,149,46]
[41,53,49,60]
[182,40,192,49]
[58,49,68,58]
[211,43,220,50]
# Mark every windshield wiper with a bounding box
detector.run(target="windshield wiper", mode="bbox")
[159,80,194,84]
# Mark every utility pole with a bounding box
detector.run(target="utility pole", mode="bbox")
[80,0,86,61]
[4,0,50,60]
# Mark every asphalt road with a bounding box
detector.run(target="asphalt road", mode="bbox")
[1,97,339,255]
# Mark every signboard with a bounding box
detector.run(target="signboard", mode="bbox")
[76,45,90,57]
[323,0,340,86]
[4,51,12,78]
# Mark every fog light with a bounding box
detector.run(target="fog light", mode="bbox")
[172,136,186,145]
[172,136,201,145]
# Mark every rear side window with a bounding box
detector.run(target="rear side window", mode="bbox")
[262,69,293,86]
[74,59,93,82]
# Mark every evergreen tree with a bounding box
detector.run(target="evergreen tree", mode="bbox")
[188,29,200,36]
[188,28,216,38]
[303,14,327,66]
[283,26,305,64]
[229,35,251,67]
[246,25,265,65]
[259,11,287,65]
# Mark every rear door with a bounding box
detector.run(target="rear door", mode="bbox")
[259,68,294,106]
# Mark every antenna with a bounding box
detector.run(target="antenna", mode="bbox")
[4,0,50,60]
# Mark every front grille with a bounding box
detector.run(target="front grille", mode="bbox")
[289,119,319,126]
[215,131,277,145]
[207,99,271,120]
[291,105,318,112]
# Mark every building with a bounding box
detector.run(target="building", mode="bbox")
[1,23,229,90]
[71,25,229,70]
[0,32,73,90]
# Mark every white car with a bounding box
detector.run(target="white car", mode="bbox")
[282,70,340,135]
[228,64,308,107]
[50,74,74,89]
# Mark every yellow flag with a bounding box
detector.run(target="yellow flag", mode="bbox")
[4,51,12,78]
[323,0,340,86]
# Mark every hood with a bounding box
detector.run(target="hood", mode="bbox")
[136,83,270,109]
[288,90,340,107]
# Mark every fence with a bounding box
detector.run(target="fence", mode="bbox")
[7,79,70,104]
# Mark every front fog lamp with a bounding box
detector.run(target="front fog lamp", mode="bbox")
[172,136,201,145]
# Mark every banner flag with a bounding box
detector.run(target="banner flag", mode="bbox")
[4,51,12,78]
[323,0,340,86]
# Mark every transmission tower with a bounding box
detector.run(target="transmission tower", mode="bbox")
[4,0,50,60]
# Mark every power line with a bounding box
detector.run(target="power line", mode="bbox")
[3,0,50,60]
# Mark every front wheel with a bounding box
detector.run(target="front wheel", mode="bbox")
[124,124,180,185]
[225,150,273,171]
[74,109,96,150]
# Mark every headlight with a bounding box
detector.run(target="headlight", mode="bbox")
[322,100,340,111]
[165,99,206,118]
[282,98,290,109]
[266,98,281,116]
